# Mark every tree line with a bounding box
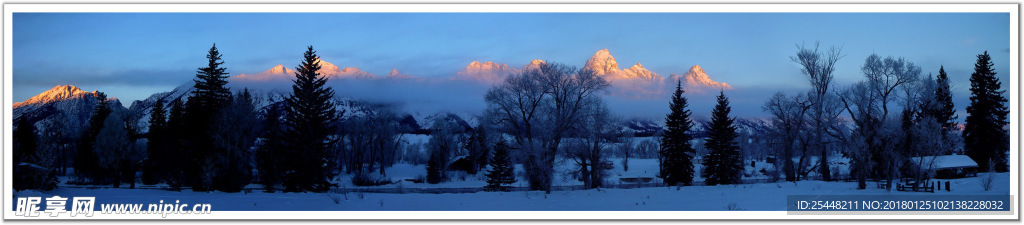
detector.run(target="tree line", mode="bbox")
[13,43,1009,192]
[760,43,1008,190]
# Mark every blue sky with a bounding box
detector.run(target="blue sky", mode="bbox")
[13,13,1010,117]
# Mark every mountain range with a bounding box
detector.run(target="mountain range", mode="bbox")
[13,85,125,134]
[229,49,730,97]
[14,49,736,135]
[14,83,768,141]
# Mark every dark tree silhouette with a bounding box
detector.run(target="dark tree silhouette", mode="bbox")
[659,80,696,186]
[211,89,258,192]
[190,43,232,109]
[701,91,743,185]
[426,154,443,184]
[464,126,490,174]
[142,100,167,185]
[933,66,958,131]
[257,103,285,192]
[791,42,843,181]
[184,43,232,192]
[164,98,187,190]
[75,92,111,183]
[15,118,38,165]
[484,140,516,191]
[964,51,1008,172]
[282,46,339,192]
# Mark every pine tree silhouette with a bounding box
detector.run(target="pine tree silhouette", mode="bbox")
[142,100,167,185]
[964,51,1009,172]
[701,91,742,185]
[659,80,696,186]
[75,92,110,182]
[933,66,958,131]
[14,117,38,165]
[283,46,339,192]
[257,103,285,192]
[464,127,489,174]
[184,44,232,192]
[485,140,516,191]
[165,99,187,190]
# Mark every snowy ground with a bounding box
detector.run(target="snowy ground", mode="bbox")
[15,160,1010,211]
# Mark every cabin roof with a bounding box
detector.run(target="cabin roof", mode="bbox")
[908,155,979,169]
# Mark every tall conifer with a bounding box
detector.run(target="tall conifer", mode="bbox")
[701,91,743,185]
[165,99,187,190]
[659,81,696,186]
[933,66,958,131]
[184,43,232,192]
[142,100,167,185]
[964,51,1009,172]
[283,46,339,192]
[484,140,516,191]
[257,104,285,192]
[75,92,110,182]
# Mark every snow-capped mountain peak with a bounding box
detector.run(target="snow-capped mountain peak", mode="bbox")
[13,85,125,135]
[465,61,509,72]
[334,67,379,79]
[14,85,100,109]
[234,64,295,81]
[234,58,382,81]
[451,61,516,84]
[581,49,666,98]
[674,65,731,90]
[266,64,292,75]
[620,63,659,81]
[688,65,707,77]
[523,59,546,71]
[314,58,341,75]
[584,49,620,75]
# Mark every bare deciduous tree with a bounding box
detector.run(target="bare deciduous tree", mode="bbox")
[836,54,922,190]
[484,62,610,193]
[791,42,843,181]
[563,100,616,189]
[343,109,404,176]
[763,92,811,182]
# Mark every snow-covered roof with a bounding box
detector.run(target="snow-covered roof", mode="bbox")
[908,155,979,169]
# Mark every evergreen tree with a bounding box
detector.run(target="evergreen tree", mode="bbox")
[142,100,167,185]
[165,99,187,190]
[484,140,516,191]
[14,118,38,165]
[899,108,916,159]
[424,117,459,184]
[426,151,443,184]
[659,80,696,186]
[212,89,257,192]
[933,66,958,131]
[283,46,339,192]
[184,43,232,192]
[964,51,1009,172]
[701,91,743,185]
[257,103,285,192]
[14,117,56,191]
[463,127,490,174]
[190,43,232,109]
[75,92,111,182]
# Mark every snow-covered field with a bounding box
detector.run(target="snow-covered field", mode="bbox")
[15,166,1010,211]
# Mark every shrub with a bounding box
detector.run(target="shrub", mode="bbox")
[13,163,57,191]
[764,167,781,183]
[351,173,393,186]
